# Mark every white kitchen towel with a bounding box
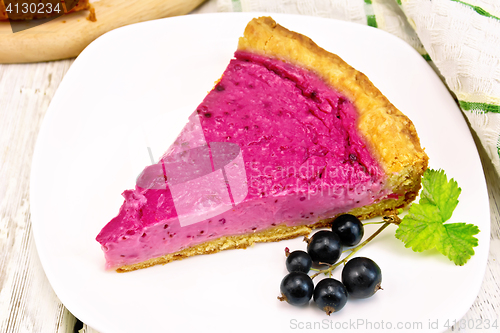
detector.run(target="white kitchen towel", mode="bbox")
[217,0,500,175]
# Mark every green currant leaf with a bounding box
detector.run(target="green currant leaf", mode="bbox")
[420,169,461,222]
[395,169,480,265]
[436,223,480,266]
[395,203,443,252]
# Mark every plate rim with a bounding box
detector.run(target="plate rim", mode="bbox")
[30,12,491,333]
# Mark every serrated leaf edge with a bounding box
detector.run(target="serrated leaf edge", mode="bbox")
[395,169,480,266]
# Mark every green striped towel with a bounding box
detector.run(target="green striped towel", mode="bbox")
[217,0,500,176]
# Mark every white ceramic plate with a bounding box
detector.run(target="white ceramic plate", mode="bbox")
[31,13,490,333]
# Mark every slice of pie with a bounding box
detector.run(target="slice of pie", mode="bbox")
[96,16,428,272]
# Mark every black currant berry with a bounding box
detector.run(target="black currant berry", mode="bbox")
[278,272,314,306]
[307,230,343,264]
[286,250,313,273]
[341,257,382,298]
[331,214,364,247]
[313,278,348,315]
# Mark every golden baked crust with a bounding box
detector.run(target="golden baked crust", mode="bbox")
[0,0,90,21]
[238,17,428,194]
[115,17,428,272]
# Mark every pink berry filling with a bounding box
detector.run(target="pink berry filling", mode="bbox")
[96,51,388,269]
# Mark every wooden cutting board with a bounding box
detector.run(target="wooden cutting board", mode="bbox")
[0,0,205,63]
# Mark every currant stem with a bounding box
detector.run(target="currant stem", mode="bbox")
[310,218,393,279]
[362,221,386,225]
[363,214,401,226]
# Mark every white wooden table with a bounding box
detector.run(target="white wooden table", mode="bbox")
[0,1,499,332]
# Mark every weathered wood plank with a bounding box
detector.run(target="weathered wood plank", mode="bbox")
[0,59,77,333]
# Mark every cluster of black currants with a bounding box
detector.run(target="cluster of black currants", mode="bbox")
[278,214,383,315]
